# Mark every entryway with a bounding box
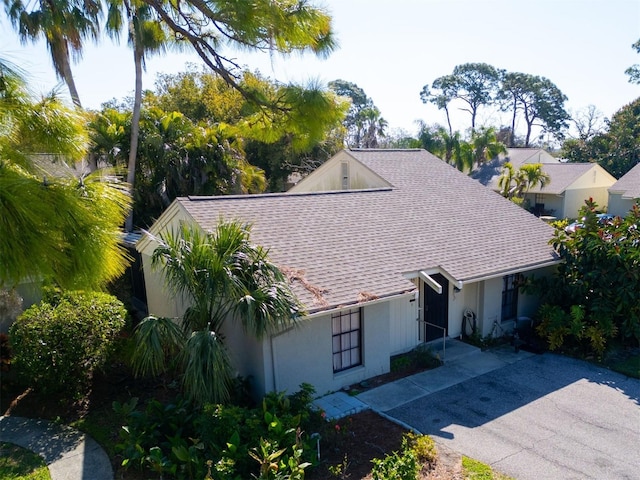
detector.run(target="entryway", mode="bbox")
[422,273,448,342]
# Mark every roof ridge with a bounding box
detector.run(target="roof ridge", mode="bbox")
[185,187,393,202]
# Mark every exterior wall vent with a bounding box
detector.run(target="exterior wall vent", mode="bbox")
[341,162,349,189]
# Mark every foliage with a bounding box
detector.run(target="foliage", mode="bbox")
[370,434,422,480]
[0,66,131,289]
[403,432,437,466]
[3,0,101,107]
[116,384,321,480]
[625,38,640,84]
[462,456,514,480]
[391,345,442,373]
[132,220,303,404]
[497,162,550,203]
[9,290,127,396]
[607,354,640,379]
[497,72,569,147]
[421,63,568,146]
[415,123,506,174]
[527,199,640,357]
[0,442,51,480]
[422,63,501,133]
[369,432,437,480]
[0,333,11,371]
[329,79,387,148]
[561,97,640,179]
[89,69,345,223]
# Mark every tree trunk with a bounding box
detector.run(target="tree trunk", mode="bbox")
[444,106,453,137]
[510,98,517,147]
[124,38,144,232]
[55,40,83,108]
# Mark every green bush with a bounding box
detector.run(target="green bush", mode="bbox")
[116,385,321,480]
[526,200,640,357]
[404,432,437,466]
[9,290,127,397]
[370,432,436,480]
[370,448,418,480]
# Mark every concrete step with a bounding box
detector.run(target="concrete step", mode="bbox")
[425,337,481,364]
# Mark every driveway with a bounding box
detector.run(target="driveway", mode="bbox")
[384,354,640,480]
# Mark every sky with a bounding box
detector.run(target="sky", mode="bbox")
[2,0,639,136]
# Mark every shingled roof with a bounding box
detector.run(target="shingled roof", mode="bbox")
[151,149,559,313]
[472,148,559,186]
[609,162,640,200]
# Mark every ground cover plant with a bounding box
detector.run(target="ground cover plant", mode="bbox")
[0,442,51,480]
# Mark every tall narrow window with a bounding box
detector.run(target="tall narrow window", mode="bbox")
[501,274,519,322]
[332,308,362,372]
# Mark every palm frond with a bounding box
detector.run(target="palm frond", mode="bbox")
[180,329,232,405]
[131,315,185,377]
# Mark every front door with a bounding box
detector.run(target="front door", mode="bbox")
[423,274,449,342]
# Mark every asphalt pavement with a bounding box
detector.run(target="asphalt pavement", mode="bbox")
[383,353,640,480]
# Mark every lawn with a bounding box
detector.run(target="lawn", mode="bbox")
[0,442,51,480]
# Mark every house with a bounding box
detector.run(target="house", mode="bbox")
[473,150,617,219]
[514,163,616,219]
[471,148,559,187]
[138,149,560,397]
[608,162,640,217]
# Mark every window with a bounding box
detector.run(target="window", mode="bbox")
[501,274,519,322]
[332,308,362,372]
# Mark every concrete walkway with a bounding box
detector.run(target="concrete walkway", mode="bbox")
[0,416,113,480]
[313,339,534,418]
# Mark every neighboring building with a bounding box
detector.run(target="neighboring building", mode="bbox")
[516,163,616,219]
[608,162,640,217]
[474,150,617,219]
[138,149,560,397]
[472,148,559,187]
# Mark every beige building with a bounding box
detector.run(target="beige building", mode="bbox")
[519,163,617,219]
[138,149,559,397]
[473,149,617,219]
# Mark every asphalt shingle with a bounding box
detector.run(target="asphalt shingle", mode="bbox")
[609,162,640,199]
[176,149,559,312]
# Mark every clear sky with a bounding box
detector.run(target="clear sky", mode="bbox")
[2,0,639,136]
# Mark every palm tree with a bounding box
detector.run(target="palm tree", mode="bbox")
[497,162,517,199]
[471,127,507,169]
[0,60,131,289]
[104,0,175,231]
[132,220,303,404]
[497,162,550,204]
[4,0,102,107]
[514,163,550,197]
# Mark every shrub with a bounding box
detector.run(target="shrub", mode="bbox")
[404,432,437,466]
[370,432,436,480]
[9,290,127,397]
[527,199,640,357]
[370,448,418,480]
[116,385,320,480]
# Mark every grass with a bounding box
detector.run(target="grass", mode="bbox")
[0,443,51,480]
[462,456,514,480]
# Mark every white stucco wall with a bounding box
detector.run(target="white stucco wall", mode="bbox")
[448,282,479,338]
[388,293,419,355]
[267,301,393,396]
[523,193,565,218]
[607,193,635,217]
